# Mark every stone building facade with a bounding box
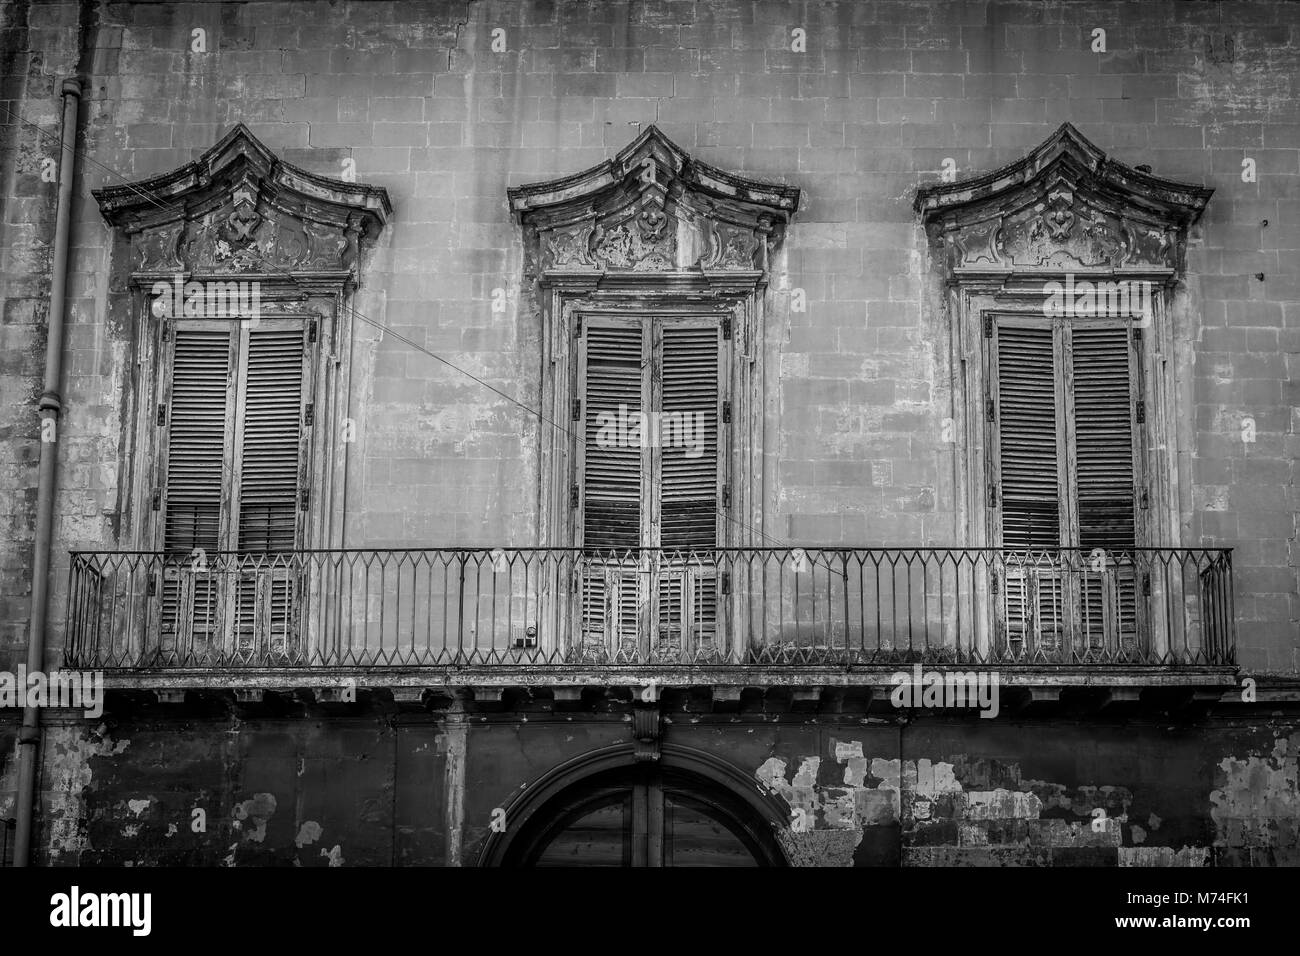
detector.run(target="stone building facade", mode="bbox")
[0,0,1297,866]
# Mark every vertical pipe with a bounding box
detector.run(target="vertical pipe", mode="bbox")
[15,77,81,867]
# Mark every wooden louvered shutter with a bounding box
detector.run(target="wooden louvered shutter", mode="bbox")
[157,318,311,659]
[575,316,727,658]
[232,323,308,658]
[235,326,306,552]
[993,321,1065,644]
[163,327,233,554]
[579,322,645,653]
[1070,325,1138,644]
[581,323,644,550]
[656,323,721,647]
[658,324,719,552]
[161,326,235,641]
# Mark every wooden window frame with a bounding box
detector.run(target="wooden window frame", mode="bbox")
[942,275,1183,656]
[535,276,769,551]
[984,311,1148,553]
[154,315,316,556]
[121,276,355,556]
[947,281,1174,546]
[572,311,730,658]
[117,275,359,662]
[985,309,1149,651]
[530,276,770,662]
[152,316,315,658]
[572,311,730,551]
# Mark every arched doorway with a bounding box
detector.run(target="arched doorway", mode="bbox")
[479,744,790,867]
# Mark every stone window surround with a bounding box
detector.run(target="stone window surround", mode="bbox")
[915,123,1213,550]
[508,126,801,549]
[91,124,391,553]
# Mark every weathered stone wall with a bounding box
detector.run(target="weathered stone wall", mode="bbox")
[31,709,449,865]
[20,707,1299,866]
[0,2,1297,670]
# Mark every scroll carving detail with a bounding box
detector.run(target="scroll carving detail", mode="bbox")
[513,126,799,278]
[96,124,390,279]
[916,123,1212,278]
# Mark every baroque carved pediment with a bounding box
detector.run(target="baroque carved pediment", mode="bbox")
[94,124,391,278]
[915,123,1211,278]
[509,125,799,279]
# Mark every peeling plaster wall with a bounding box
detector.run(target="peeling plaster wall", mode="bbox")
[0,720,17,819]
[0,0,1295,676]
[0,720,14,865]
[23,711,1299,866]
[745,717,1300,866]
[42,721,131,862]
[34,714,450,866]
[1209,729,1300,863]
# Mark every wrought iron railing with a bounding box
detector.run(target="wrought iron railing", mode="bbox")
[64,547,1235,669]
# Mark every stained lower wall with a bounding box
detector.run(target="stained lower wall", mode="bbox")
[19,703,1300,866]
[0,721,18,866]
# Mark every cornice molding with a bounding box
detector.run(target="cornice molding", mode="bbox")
[509,125,800,277]
[93,124,391,277]
[915,122,1213,277]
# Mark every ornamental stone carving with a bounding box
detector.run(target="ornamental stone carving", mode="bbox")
[915,122,1212,278]
[94,124,390,279]
[509,125,799,279]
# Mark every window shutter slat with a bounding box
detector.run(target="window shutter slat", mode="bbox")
[232,327,306,654]
[236,328,305,552]
[163,328,232,554]
[579,325,643,654]
[161,327,232,638]
[659,325,719,553]
[995,322,1063,643]
[577,319,724,655]
[996,324,1060,551]
[1072,327,1136,551]
[1072,326,1138,640]
[582,325,643,550]
[657,325,720,644]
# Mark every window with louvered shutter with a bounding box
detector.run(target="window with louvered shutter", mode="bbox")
[991,321,1065,644]
[989,314,1142,651]
[578,323,645,651]
[236,327,306,552]
[156,318,312,655]
[659,325,719,552]
[657,323,720,647]
[1071,324,1139,643]
[233,326,307,654]
[575,315,725,656]
[160,326,235,640]
[995,324,1062,552]
[581,324,644,551]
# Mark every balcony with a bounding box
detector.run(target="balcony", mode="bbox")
[65,547,1235,677]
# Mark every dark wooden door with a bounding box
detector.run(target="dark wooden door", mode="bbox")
[519,767,775,867]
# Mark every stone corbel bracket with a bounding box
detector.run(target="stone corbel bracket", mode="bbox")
[631,701,662,762]
[914,122,1213,284]
[508,125,800,283]
[93,123,391,282]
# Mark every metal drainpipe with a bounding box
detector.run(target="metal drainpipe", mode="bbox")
[14,76,81,868]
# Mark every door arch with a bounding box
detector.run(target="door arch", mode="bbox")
[478,743,790,867]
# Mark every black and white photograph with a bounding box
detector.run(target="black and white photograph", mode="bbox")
[0,0,1294,931]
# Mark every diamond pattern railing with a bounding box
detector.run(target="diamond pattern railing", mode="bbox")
[64,547,1235,669]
